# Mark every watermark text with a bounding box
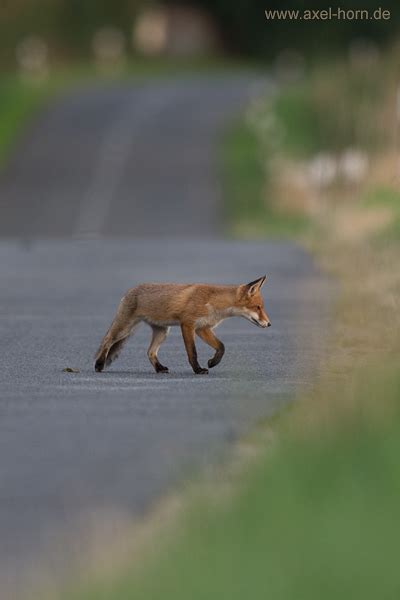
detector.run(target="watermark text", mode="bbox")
[265,7,391,21]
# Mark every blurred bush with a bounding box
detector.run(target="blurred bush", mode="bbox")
[273,59,388,157]
[1,0,400,67]
[0,0,144,65]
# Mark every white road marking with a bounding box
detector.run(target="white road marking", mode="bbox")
[75,89,177,238]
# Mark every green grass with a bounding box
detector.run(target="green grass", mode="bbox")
[364,186,400,241]
[273,63,385,159]
[68,367,400,600]
[274,85,322,158]
[0,77,50,165]
[221,119,309,237]
[363,186,400,241]
[364,186,400,210]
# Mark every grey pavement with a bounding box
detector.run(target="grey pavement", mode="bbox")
[0,75,333,593]
[0,75,266,238]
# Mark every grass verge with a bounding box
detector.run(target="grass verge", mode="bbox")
[221,116,310,238]
[0,76,50,165]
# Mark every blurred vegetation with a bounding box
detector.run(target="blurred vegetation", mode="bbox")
[189,0,400,57]
[0,77,47,164]
[221,119,309,236]
[363,186,400,241]
[224,41,400,241]
[0,0,143,64]
[273,63,389,157]
[1,0,400,64]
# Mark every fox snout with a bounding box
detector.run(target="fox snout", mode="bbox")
[251,306,271,329]
[260,312,272,328]
[260,320,272,328]
[251,316,271,328]
[246,309,271,329]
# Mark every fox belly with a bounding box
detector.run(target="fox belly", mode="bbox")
[143,302,224,330]
[143,317,180,327]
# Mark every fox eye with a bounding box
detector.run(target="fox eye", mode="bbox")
[257,305,261,310]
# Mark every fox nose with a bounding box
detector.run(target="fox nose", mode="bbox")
[267,322,271,327]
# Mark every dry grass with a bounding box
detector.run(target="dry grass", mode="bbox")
[271,169,400,437]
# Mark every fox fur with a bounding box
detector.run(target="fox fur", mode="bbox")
[95,275,271,375]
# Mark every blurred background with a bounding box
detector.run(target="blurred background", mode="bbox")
[2,2,400,600]
[1,0,400,235]
[1,0,400,65]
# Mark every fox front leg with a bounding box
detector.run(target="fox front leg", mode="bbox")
[196,327,225,369]
[181,324,208,375]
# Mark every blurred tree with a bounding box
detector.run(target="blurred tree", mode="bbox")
[170,0,400,56]
[0,0,400,64]
[0,0,145,64]
[57,0,139,50]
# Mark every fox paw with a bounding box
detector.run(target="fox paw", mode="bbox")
[194,367,209,375]
[95,360,104,373]
[155,364,169,373]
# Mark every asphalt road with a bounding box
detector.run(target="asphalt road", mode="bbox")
[0,75,333,592]
[0,75,265,238]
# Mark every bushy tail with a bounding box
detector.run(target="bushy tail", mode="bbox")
[94,292,138,372]
[94,327,113,372]
[105,336,129,367]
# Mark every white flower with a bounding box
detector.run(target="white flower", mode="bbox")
[16,36,49,82]
[308,154,337,188]
[340,149,368,184]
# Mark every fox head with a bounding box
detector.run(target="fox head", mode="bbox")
[236,275,271,328]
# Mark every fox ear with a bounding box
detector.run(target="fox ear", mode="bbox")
[245,275,267,296]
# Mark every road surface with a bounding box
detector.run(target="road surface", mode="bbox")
[0,75,333,593]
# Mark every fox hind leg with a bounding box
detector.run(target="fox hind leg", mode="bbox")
[196,327,225,369]
[148,325,170,373]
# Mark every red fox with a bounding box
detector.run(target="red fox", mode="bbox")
[95,275,271,375]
